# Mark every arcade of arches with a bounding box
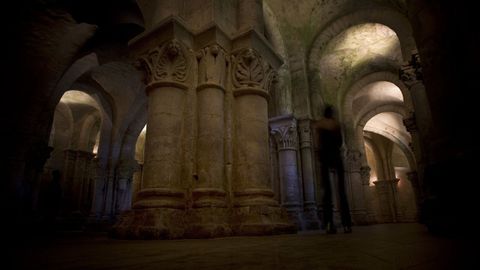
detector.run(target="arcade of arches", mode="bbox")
[4,0,475,245]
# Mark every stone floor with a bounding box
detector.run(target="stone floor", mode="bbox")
[10,223,472,270]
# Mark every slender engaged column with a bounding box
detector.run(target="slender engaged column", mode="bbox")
[115,160,140,215]
[298,119,320,229]
[113,40,191,239]
[400,52,431,201]
[187,45,230,237]
[231,48,294,235]
[270,115,305,230]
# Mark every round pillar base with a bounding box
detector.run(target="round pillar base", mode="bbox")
[111,208,185,239]
[231,205,296,236]
[184,207,232,238]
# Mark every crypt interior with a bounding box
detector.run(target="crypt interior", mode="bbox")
[4,0,476,269]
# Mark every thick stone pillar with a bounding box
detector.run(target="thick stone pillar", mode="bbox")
[270,115,305,230]
[298,119,320,229]
[373,179,400,223]
[113,35,192,239]
[187,44,230,237]
[231,48,294,235]
[344,150,369,225]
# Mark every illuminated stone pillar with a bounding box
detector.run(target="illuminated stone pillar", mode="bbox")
[113,29,193,238]
[270,115,305,230]
[373,179,400,223]
[344,150,369,225]
[298,119,320,229]
[187,44,230,237]
[231,48,294,235]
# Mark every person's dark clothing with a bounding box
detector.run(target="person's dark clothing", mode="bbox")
[317,123,352,232]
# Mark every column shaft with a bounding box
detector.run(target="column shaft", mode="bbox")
[188,45,230,237]
[113,40,190,239]
[298,119,320,229]
[230,48,294,235]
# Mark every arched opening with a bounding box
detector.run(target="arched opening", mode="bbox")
[132,125,147,204]
[310,23,404,118]
[362,112,417,223]
[41,90,104,223]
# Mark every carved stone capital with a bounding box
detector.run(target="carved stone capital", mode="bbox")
[196,44,227,87]
[298,119,313,148]
[232,48,270,89]
[269,115,298,150]
[135,40,189,90]
[399,51,423,88]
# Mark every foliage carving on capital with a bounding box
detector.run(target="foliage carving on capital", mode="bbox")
[399,52,422,88]
[298,120,312,143]
[197,44,227,86]
[135,40,188,86]
[232,48,268,88]
[270,121,298,150]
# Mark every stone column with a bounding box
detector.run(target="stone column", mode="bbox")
[373,179,400,223]
[113,38,191,239]
[89,158,105,219]
[402,115,425,202]
[360,166,375,223]
[406,171,421,220]
[344,150,369,225]
[298,119,320,230]
[270,115,305,230]
[131,163,143,204]
[187,44,230,237]
[231,48,294,235]
[400,52,430,200]
[115,160,140,215]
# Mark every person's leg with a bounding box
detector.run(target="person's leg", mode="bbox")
[321,163,335,233]
[336,159,352,232]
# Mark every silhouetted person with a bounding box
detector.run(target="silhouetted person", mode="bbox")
[313,105,352,234]
[43,170,63,228]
